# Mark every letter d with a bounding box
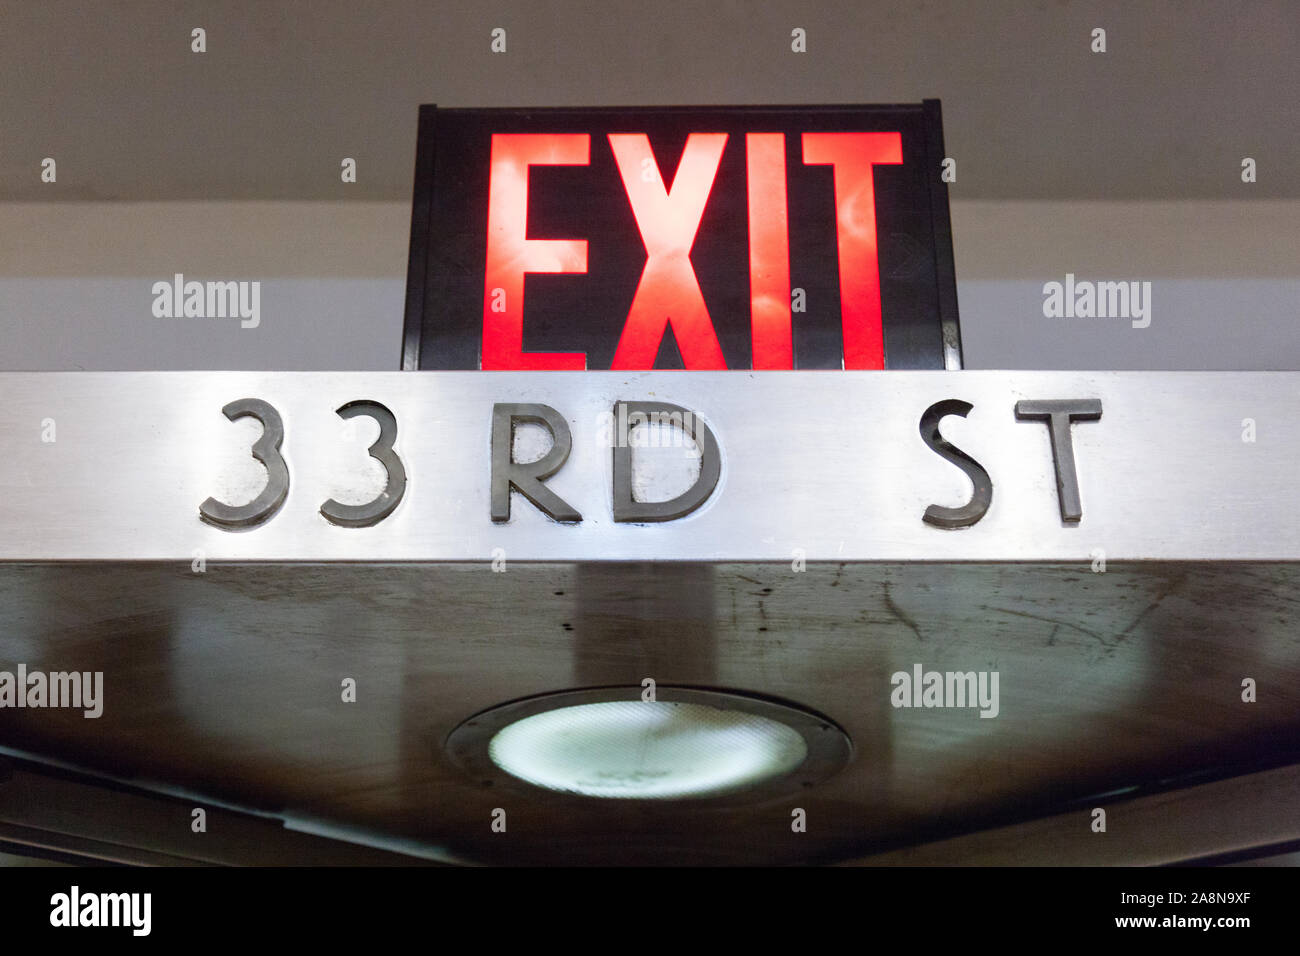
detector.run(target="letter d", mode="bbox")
[612,401,721,522]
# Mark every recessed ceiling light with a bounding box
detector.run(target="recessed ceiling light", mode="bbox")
[446,686,851,803]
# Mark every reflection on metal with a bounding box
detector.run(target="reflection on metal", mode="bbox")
[941,319,963,371]
[1,371,1298,864]
[0,560,1297,864]
[0,756,431,866]
[841,763,1300,867]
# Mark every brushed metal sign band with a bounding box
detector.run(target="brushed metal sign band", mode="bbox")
[0,371,1295,563]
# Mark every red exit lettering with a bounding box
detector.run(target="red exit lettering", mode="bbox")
[481,131,902,370]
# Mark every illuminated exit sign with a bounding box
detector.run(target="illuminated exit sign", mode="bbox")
[402,103,959,371]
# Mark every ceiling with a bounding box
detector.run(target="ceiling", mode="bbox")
[1,0,1296,201]
[3,560,1298,865]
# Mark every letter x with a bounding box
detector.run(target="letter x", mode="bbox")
[607,133,728,369]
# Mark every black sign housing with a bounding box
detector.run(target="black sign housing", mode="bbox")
[402,102,960,371]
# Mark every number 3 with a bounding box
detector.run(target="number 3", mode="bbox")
[199,398,290,529]
[320,401,407,527]
[200,398,406,531]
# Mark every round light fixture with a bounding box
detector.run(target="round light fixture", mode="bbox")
[446,686,851,803]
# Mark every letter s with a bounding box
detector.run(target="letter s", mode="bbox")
[919,399,992,529]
